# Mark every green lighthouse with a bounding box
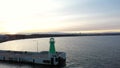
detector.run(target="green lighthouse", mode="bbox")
[49,38,56,54]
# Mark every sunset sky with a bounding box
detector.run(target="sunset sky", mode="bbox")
[0,0,120,34]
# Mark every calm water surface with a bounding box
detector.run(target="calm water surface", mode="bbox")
[0,36,120,68]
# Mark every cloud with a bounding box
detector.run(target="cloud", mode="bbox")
[56,0,120,17]
[0,0,120,33]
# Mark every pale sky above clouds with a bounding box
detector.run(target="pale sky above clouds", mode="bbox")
[0,0,120,34]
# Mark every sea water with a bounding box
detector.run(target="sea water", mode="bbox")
[0,36,120,68]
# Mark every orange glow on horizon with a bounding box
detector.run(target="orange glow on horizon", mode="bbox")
[1,29,120,34]
[61,29,120,34]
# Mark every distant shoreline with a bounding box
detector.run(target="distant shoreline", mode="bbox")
[0,32,120,43]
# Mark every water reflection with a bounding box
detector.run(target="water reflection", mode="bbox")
[0,38,50,52]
